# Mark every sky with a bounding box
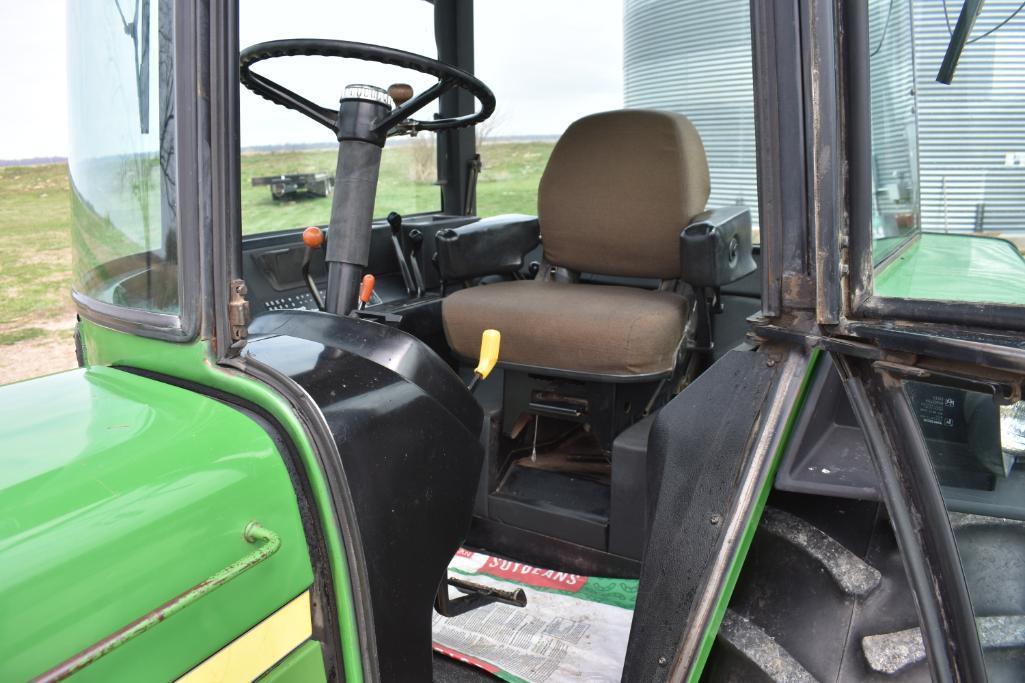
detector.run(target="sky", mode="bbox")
[0,0,623,161]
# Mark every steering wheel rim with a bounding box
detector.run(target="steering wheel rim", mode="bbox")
[240,39,496,135]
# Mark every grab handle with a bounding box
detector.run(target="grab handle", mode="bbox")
[33,522,281,683]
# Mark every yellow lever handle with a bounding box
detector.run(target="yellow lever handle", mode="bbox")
[474,329,501,380]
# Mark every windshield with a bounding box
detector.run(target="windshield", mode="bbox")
[68,0,178,315]
[867,0,1025,304]
[238,0,761,242]
[239,0,439,235]
[472,0,759,239]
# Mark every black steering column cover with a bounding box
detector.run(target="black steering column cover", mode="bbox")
[245,311,484,681]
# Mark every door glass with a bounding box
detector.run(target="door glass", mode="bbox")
[868,0,921,262]
[239,0,440,235]
[867,1,1025,304]
[903,378,1025,678]
[472,0,623,218]
[68,0,179,314]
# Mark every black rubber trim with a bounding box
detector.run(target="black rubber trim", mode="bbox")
[832,355,987,683]
[226,355,381,681]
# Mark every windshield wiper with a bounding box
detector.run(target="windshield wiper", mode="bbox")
[937,0,986,84]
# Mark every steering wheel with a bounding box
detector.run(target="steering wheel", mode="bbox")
[239,40,496,317]
[240,39,495,137]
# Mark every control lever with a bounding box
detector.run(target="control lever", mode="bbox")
[387,212,417,297]
[358,274,376,311]
[435,574,527,618]
[407,227,425,298]
[301,226,326,311]
[467,329,501,393]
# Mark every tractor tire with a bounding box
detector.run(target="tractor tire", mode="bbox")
[703,493,924,682]
[703,492,1025,682]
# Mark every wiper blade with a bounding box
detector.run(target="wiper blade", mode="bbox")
[936,0,986,84]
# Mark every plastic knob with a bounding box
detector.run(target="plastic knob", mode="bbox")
[302,226,324,249]
[387,211,402,233]
[474,329,501,380]
[388,83,414,106]
[359,274,376,304]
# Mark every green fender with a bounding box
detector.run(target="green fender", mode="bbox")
[0,366,312,681]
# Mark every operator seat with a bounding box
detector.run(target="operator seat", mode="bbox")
[442,109,709,377]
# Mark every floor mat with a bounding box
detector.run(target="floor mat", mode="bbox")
[432,549,638,682]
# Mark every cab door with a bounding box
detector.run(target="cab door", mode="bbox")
[0,366,328,682]
[823,1,1025,678]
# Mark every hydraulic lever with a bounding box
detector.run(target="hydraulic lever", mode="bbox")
[387,212,417,297]
[407,227,425,298]
[300,226,326,311]
[357,273,376,311]
[467,329,501,393]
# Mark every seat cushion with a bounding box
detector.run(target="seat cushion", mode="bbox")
[442,281,690,377]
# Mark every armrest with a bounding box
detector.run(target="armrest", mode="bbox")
[435,214,540,281]
[679,206,757,288]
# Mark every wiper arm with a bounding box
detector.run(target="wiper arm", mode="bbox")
[936,0,986,84]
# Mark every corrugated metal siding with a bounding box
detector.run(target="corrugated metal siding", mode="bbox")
[911,0,1025,233]
[623,0,1025,236]
[623,0,758,227]
[869,0,919,236]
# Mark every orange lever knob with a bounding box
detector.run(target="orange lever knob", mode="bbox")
[359,274,376,304]
[302,226,324,249]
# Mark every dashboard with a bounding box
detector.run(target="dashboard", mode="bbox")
[241,213,478,316]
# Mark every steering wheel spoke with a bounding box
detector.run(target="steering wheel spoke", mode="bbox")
[372,76,458,135]
[243,70,339,131]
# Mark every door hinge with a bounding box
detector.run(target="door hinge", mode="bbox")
[228,278,251,348]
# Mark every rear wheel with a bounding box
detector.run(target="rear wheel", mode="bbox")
[706,492,1025,681]
[704,493,925,682]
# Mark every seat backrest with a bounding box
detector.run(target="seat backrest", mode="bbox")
[537,109,709,279]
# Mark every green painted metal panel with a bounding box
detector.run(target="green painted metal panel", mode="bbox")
[875,233,1025,305]
[75,320,364,683]
[0,366,313,682]
[259,641,328,683]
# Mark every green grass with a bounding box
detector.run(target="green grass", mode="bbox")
[0,327,47,345]
[0,164,74,325]
[0,141,554,333]
[240,140,554,233]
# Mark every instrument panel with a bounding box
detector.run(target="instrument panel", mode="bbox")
[242,214,477,315]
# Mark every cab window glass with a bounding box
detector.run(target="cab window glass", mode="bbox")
[473,0,759,239]
[239,0,439,235]
[904,379,1025,678]
[868,0,1025,304]
[68,0,178,314]
[472,1,622,217]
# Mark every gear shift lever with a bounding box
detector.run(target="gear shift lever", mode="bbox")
[407,227,425,298]
[387,212,416,297]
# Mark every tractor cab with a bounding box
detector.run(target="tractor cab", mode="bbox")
[229,4,761,676]
[235,0,760,571]
[10,0,1025,681]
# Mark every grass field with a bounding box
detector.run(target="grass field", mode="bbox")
[240,140,552,232]
[0,141,553,383]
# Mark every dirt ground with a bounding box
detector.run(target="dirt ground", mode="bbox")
[0,312,78,386]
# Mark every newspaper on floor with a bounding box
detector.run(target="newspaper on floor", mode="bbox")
[432,548,638,683]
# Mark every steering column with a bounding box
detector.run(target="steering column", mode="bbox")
[324,85,390,314]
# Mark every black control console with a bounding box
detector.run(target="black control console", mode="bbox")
[242,213,478,315]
